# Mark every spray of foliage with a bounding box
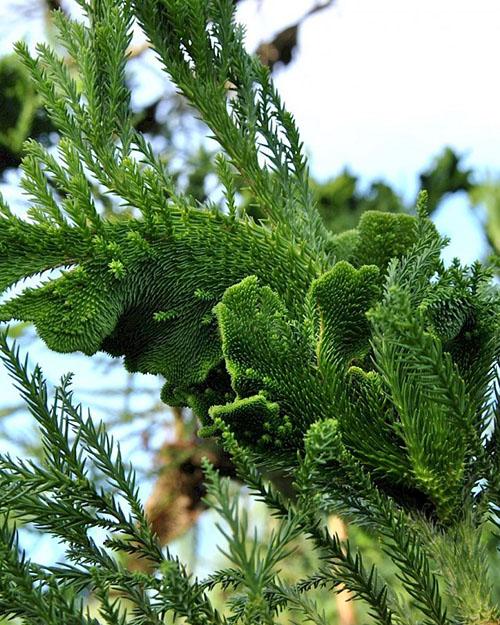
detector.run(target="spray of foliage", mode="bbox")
[0,1,499,623]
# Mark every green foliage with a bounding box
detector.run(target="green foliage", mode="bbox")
[308,261,380,365]
[301,418,449,625]
[0,336,411,624]
[470,180,500,258]
[312,172,403,233]
[313,147,472,234]
[0,55,37,159]
[419,148,473,215]
[0,54,55,174]
[0,0,499,623]
[0,335,224,625]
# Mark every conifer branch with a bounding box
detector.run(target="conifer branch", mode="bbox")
[219,424,397,625]
[130,0,331,260]
[0,334,225,625]
[302,419,449,625]
[0,1,498,622]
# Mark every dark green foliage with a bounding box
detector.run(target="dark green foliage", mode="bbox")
[308,261,380,365]
[0,208,315,410]
[0,55,38,170]
[0,0,421,455]
[0,0,499,622]
[339,367,414,488]
[301,417,470,625]
[0,0,495,526]
[315,146,473,234]
[419,147,473,215]
[208,275,331,450]
[327,211,418,271]
[0,55,55,174]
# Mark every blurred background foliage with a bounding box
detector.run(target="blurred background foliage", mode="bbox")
[0,1,499,623]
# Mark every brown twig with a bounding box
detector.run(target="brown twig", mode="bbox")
[256,0,335,70]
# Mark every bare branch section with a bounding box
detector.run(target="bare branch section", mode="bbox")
[257,0,335,70]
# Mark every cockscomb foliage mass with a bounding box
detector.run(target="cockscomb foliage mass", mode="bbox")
[0,0,499,623]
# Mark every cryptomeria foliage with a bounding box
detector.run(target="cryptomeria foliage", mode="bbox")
[0,0,499,623]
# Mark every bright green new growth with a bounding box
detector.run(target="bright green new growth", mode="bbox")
[0,0,499,622]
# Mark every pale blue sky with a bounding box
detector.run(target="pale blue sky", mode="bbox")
[237,0,500,262]
[241,1,500,179]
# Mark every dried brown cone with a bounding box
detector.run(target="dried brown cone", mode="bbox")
[128,436,235,573]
